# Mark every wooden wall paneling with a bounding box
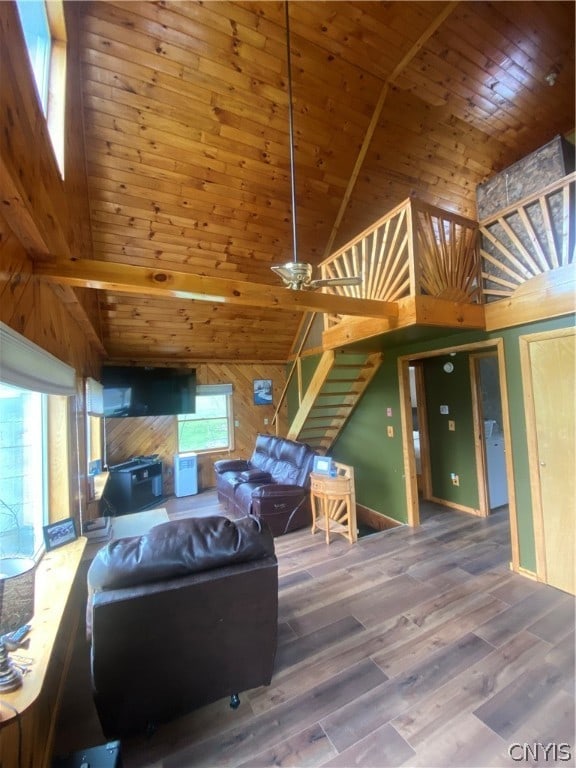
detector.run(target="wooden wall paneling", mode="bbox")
[0,3,70,256]
[0,2,104,355]
[0,216,36,332]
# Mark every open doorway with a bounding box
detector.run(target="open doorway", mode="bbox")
[399,339,518,572]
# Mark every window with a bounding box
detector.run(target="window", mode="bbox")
[177,385,234,453]
[15,0,66,175]
[15,0,51,113]
[85,378,104,474]
[0,383,48,559]
[0,322,77,561]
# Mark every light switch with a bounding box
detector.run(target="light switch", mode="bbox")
[440,405,449,415]
[387,407,393,417]
[387,425,394,437]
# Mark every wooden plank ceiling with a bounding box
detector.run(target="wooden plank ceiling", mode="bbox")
[76,0,575,363]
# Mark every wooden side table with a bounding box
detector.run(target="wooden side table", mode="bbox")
[310,463,357,544]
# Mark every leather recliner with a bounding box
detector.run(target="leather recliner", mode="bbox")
[214,433,317,536]
[86,515,278,737]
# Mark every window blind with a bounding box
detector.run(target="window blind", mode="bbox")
[85,377,104,414]
[0,322,76,395]
[196,384,233,396]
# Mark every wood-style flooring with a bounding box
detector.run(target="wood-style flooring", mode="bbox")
[53,492,576,768]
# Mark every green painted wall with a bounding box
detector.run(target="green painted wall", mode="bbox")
[331,362,408,521]
[424,353,479,510]
[288,315,574,573]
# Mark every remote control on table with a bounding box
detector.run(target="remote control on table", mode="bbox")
[4,623,31,650]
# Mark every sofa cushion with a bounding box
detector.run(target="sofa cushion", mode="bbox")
[88,515,274,592]
[249,434,316,486]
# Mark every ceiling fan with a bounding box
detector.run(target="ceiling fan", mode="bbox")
[271,2,362,292]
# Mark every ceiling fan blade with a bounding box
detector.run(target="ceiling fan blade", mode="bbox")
[309,275,362,289]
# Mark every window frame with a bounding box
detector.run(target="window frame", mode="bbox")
[177,385,235,455]
[15,0,67,176]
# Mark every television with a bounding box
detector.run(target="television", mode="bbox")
[102,366,196,418]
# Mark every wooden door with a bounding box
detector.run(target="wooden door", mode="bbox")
[522,327,575,595]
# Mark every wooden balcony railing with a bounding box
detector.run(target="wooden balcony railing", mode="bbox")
[479,172,575,301]
[318,197,481,329]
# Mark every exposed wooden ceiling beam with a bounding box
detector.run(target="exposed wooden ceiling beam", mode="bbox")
[322,1,460,259]
[34,258,399,319]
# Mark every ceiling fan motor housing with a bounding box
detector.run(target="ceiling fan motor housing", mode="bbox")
[274,261,314,289]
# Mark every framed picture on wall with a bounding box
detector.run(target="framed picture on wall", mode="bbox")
[253,379,273,405]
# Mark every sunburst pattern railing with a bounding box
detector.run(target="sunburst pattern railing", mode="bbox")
[319,197,481,329]
[479,173,575,301]
[413,203,481,303]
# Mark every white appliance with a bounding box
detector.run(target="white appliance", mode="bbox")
[173,452,198,497]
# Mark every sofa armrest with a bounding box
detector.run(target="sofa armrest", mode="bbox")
[214,458,251,474]
[251,483,307,499]
[238,469,272,483]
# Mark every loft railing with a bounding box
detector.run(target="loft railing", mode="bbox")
[478,172,575,301]
[318,197,481,329]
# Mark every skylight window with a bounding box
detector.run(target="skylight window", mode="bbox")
[15,0,51,116]
[15,0,67,176]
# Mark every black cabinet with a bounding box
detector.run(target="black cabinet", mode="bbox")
[103,458,163,515]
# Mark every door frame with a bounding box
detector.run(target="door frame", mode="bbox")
[469,350,498,518]
[398,337,520,572]
[519,325,575,586]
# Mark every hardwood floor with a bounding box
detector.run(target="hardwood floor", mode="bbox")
[54,492,575,767]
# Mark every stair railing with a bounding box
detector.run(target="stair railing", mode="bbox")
[271,312,316,435]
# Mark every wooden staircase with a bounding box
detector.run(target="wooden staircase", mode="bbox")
[287,350,383,453]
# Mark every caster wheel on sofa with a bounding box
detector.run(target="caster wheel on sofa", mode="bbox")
[230,693,240,709]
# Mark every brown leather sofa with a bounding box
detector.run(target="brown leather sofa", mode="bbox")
[214,433,317,536]
[87,515,278,737]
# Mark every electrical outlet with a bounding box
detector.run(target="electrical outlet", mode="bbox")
[387,425,394,437]
[264,418,269,425]
[448,420,455,431]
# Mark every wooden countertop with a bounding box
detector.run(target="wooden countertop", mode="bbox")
[0,536,86,725]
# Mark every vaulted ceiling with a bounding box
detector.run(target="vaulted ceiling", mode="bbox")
[76,0,575,363]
